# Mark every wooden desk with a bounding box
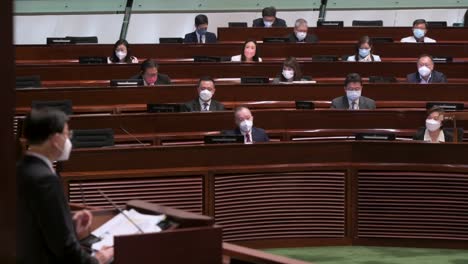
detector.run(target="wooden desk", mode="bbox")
[59,141,468,249]
[15,43,468,60]
[15,61,468,80]
[217,27,468,42]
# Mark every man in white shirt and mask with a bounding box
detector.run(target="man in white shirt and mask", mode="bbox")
[400,19,437,43]
[407,54,447,84]
[286,18,318,43]
[183,76,225,112]
[222,106,269,144]
[331,73,376,110]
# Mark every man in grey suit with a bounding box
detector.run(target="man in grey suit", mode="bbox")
[331,73,376,110]
[183,76,225,112]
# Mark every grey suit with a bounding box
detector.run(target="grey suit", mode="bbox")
[406,70,447,83]
[182,98,225,112]
[331,95,376,110]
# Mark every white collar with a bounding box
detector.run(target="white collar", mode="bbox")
[348,98,360,110]
[26,151,55,173]
[423,129,445,143]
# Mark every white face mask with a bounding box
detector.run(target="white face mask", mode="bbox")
[346,90,361,102]
[57,138,72,161]
[282,70,294,80]
[199,89,213,102]
[116,51,127,61]
[426,119,441,132]
[239,119,253,133]
[295,32,307,41]
[263,20,273,27]
[418,66,432,77]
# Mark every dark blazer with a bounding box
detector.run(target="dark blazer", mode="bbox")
[222,127,270,143]
[17,155,97,264]
[130,73,171,85]
[286,32,318,43]
[413,127,463,142]
[331,95,376,110]
[183,31,217,43]
[182,98,225,112]
[252,17,287,27]
[406,70,447,83]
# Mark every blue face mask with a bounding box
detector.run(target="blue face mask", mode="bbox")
[358,48,370,58]
[413,28,425,39]
[196,28,207,35]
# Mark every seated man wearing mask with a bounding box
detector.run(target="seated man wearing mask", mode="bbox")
[286,19,318,43]
[400,19,436,43]
[331,73,376,110]
[184,14,217,44]
[222,106,270,144]
[413,106,463,143]
[130,59,171,85]
[17,109,114,264]
[183,76,225,112]
[407,54,447,84]
[252,6,287,28]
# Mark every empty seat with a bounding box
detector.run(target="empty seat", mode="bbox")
[352,20,383,27]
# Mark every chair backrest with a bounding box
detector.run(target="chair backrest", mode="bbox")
[71,128,115,148]
[352,20,384,27]
[65,36,98,44]
[228,22,248,28]
[427,21,447,27]
[16,75,41,88]
[31,100,73,115]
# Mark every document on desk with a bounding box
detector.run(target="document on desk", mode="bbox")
[91,209,166,251]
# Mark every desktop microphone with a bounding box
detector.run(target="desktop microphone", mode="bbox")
[97,189,145,234]
[119,125,146,146]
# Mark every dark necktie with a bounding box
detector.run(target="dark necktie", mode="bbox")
[351,101,357,110]
[245,133,251,143]
[202,103,209,111]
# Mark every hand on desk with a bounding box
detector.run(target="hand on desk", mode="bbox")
[73,209,93,240]
[95,246,114,264]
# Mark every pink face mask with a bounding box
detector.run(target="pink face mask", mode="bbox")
[244,47,256,59]
[145,76,157,85]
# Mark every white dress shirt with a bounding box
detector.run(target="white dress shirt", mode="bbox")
[348,99,360,110]
[423,129,445,143]
[230,55,263,62]
[196,32,206,43]
[419,74,433,84]
[400,36,437,43]
[241,130,253,144]
[199,98,211,111]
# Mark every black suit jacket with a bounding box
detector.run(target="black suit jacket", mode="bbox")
[413,127,463,142]
[182,98,225,112]
[330,95,376,110]
[252,18,287,27]
[406,70,447,83]
[183,31,217,43]
[222,127,270,143]
[286,32,318,43]
[130,73,171,85]
[17,155,97,264]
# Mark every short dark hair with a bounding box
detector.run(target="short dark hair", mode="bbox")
[195,14,209,26]
[198,76,215,87]
[262,6,277,17]
[344,73,362,86]
[140,59,159,73]
[413,19,428,27]
[427,106,445,118]
[24,109,69,145]
[418,53,433,62]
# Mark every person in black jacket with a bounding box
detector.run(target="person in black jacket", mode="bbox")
[407,54,447,84]
[286,18,318,43]
[413,106,463,143]
[222,106,269,144]
[183,76,225,112]
[130,59,171,85]
[184,14,217,43]
[17,109,114,264]
[252,6,287,27]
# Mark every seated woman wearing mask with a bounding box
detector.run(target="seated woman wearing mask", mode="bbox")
[273,57,311,83]
[346,36,381,62]
[413,106,463,143]
[231,40,263,62]
[108,39,138,64]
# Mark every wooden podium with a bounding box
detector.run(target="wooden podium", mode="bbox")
[90,200,223,264]
[444,112,468,143]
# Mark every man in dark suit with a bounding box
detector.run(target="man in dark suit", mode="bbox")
[331,73,376,110]
[252,6,287,28]
[222,106,269,143]
[184,14,217,44]
[17,109,113,264]
[183,76,225,112]
[130,59,171,85]
[286,18,318,43]
[407,54,447,84]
